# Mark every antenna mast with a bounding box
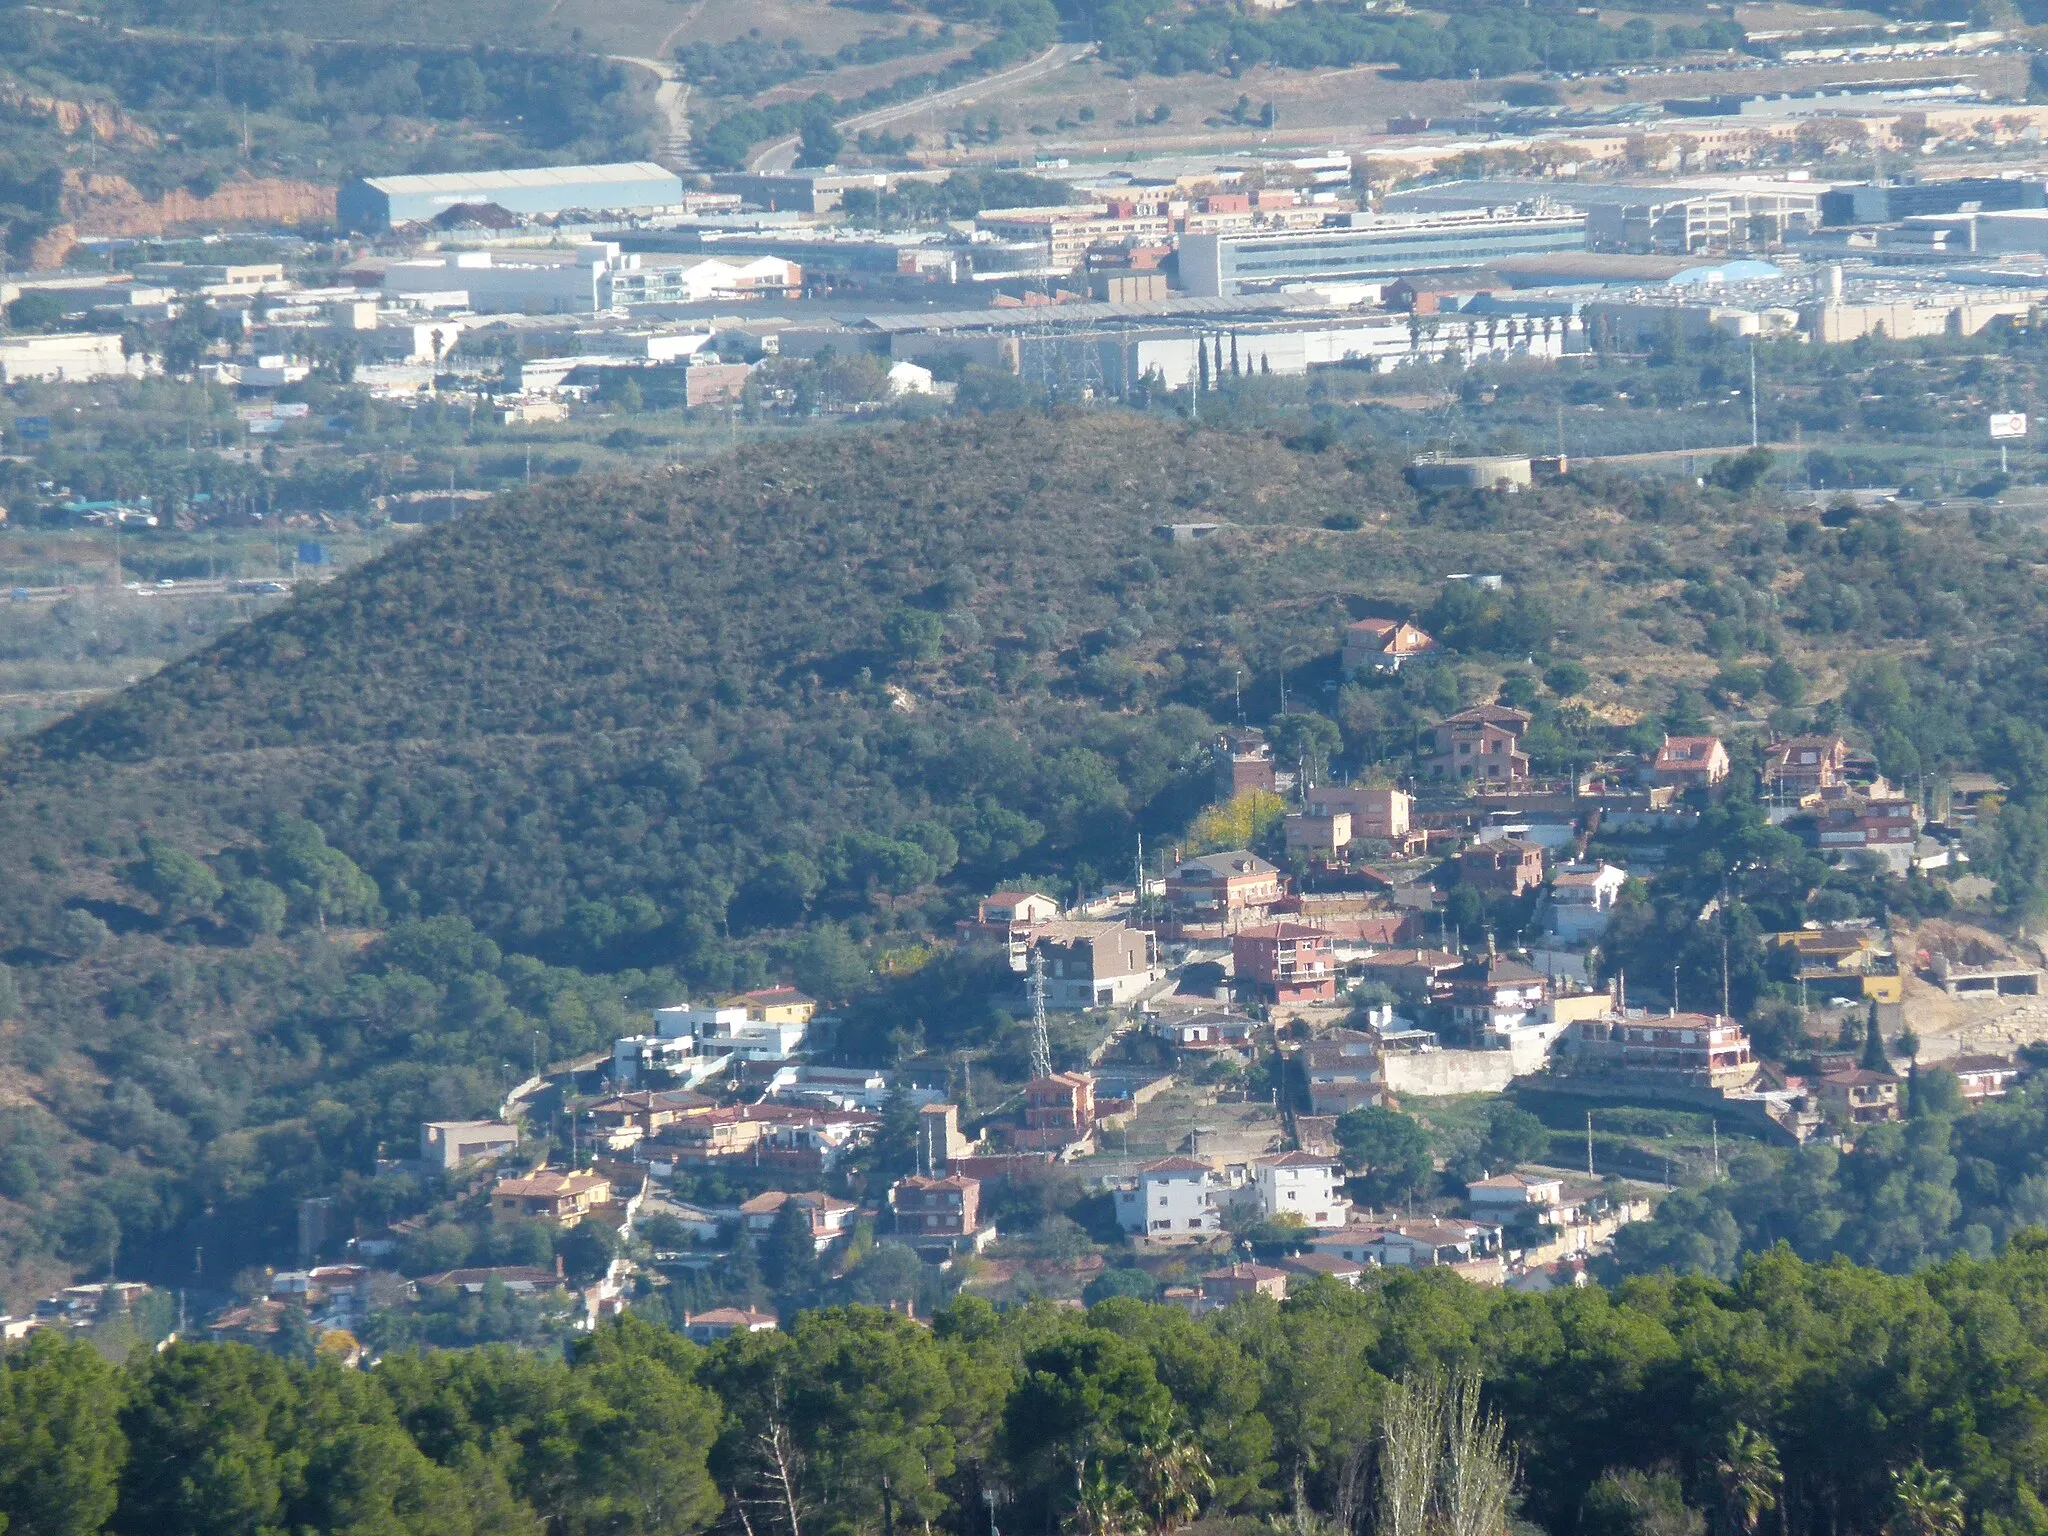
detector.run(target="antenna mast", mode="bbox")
[1029,948,1054,1081]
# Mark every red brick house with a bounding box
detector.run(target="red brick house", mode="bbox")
[1166,851,1282,927]
[1233,922,1337,1004]
[1213,729,1278,798]
[890,1173,990,1252]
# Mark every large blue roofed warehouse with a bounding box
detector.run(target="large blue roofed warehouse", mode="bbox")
[338,162,685,232]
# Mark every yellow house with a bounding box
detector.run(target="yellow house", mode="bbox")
[720,985,818,1026]
[491,1169,612,1227]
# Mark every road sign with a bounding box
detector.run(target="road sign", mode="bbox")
[13,416,48,441]
[1990,412,2028,440]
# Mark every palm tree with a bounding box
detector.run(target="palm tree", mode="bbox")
[1890,1462,1964,1536]
[1131,1436,1215,1536]
[1715,1425,1782,1536]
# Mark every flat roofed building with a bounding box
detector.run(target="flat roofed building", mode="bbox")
[340,163,685,231]
[421,1119,519,1171]
[1179,207,1587,297]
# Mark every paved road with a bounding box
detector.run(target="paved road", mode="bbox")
[748,41,1095,173]
[3,577,306,604]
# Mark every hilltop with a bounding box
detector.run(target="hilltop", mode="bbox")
[0,408,2042,1299]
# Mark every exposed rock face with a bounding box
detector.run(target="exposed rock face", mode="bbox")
[0,79,157,147]
[62,171,337,237]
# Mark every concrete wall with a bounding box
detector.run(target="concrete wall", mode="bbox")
[1383,1049,1518,1097]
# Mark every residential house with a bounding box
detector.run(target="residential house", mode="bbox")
[1764,736,1849,798]
[415,1263,566,1296]
[1201,1262,1290,1303]
[1000,1071,1096,1153]
[1254,1151,1351,1229]
[1546,863,1628,943]
[1298,1029,1387,1115]
[491,1169,613,1227]
[1167,851,1283,928]
[584,1091,711,1142]
[1282,1251,1368,1286]
[1343,617,1438,674]
[1213,729,1280,798]
[1651,735,1731,793]
[681,1307,778,1345]
[1234,922,1338,1005]
[1768,925,1901,1004]
[721,986,817,1026]
[1466,1171,1564,1215]
[1818,1068,1901,1124]
[1564,1011,1757,1089]
[1306,785,1416,845]
[1460,838,1547,898]
[1151,1011,1257,1050]
[959,890,1062,970]
[1034,922,1162,1008]
[1448,953,1552,1040]
[1116,1156,1223,1236]
[421,1120,519,1172]
[654,1103,877,1174]
[1426,705,1532,783]
[1950,1055,2023,1102]
[1809,790,1920,871]
[1316,1218,1503,1280]
[1355,948,1466,1005]
[760,1064,932,1113]
[890,1173,993,1253]
[738,1190,859,1250]
[1284,811,1353,858]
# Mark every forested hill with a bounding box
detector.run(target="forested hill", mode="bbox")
[0,413,1430,976]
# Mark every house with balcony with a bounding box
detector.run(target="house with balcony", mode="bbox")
[1546,863,1628,943]
[1253,1151,1351,1229]
[1448,953,1552,1043]
[1116,1156,1223,1237]
[1233,922,1337,1005]
[1167,850,1283,929]
[491,1169,613,1228]
[1425,705,1531,784]
[737,1189,859,1250]
[1817,1068,1900,1124]
[890,1173,994,1254]
[1033,922,1161,1009]
[1563,1010,1757,1090]
[1764,735,1849,799]
[958,890,1062,970]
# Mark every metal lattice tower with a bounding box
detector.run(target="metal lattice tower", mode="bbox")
[1029,948,1054,1081]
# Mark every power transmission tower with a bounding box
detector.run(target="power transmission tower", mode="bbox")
[1029,948,1054,1081]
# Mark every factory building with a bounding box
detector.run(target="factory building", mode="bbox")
[380,244,799,314]
[1385,179,1823,255]
[1178,207,1587,296]
[339,163,685,232]
[1821,177,2047,225]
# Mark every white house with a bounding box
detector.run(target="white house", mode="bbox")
[1253,1151,1352,1229]
[1115,1156,1222,1236]
[652,1002,806,1062]
[1546,863,1628,944]
[1465,1171,1564,1214]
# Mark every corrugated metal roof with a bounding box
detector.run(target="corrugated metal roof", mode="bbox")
[362,163,677,195]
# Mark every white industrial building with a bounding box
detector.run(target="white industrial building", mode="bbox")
[0,331,141,383]
[380,245,800,314]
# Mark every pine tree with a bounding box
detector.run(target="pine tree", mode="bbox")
[1862,1001,1889,1073]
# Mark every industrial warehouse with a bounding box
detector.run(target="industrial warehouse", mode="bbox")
[338,163,687,232]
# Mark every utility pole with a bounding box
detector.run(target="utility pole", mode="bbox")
[1586,1110,1594,1178]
